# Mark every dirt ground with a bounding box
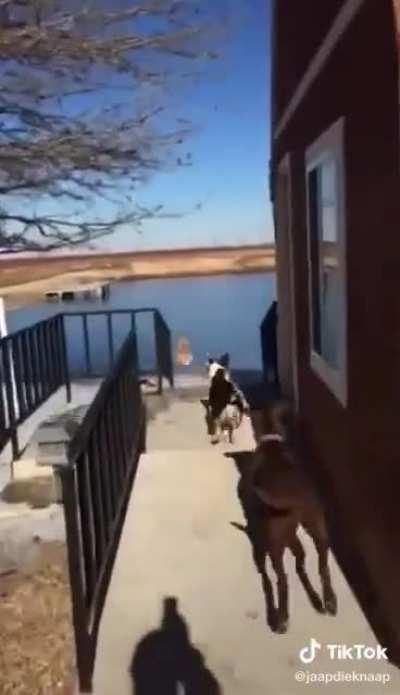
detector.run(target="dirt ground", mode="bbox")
[0,541,76,695]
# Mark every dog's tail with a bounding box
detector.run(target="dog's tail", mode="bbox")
[230,521,249,535]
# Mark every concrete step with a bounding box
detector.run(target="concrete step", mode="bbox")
[92,450,400,695]
[0,504,65,572]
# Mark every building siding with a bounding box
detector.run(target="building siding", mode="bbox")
[272,0,400,662]
[273,0,347,124]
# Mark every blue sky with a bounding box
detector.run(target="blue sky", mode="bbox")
[111,0,274,252]
[8,0,273,254]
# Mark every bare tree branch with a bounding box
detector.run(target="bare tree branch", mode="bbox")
[0,204,182,253]
[0,0,223,253]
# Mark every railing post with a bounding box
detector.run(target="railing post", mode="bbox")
[0,296,20,422]
[43,320,55,393]
[20,330,33,412]
[2,339,18,462]
[130,313,139,373]
[60,315,71,403]
[154,311,163,394]
[260,300,279,386]
[28,326,40,405]
[165,320,174,389]
[152,310,174,392]
[59,465,94,693]
[49,317,61,389]
[82,314,92,377]
[107,313,114,370]
[40,321,51,400]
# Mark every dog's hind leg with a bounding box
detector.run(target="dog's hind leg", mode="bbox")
[241,520,278,632]
[252,537,266,575]
[209,418,220,444]
[255,546,278,632]
[303,512,337,615]
[314,536,337,616]
[211,425,220,444]
[269,547,289,633]
[290,535,324,613]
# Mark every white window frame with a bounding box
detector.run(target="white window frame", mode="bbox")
[305,118,347,406]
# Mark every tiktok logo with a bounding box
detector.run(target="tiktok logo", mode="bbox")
[299,638,322,664]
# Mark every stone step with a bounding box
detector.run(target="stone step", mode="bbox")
[0,504,65,573]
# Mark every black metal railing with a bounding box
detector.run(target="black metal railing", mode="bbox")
[260,300,279,385]
[154,309,174,391]
[64,308,174,390]
[0,314,71,458]
[0,308,174,457]
[58,331,145,692]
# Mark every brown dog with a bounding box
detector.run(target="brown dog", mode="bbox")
[239,403,337,633]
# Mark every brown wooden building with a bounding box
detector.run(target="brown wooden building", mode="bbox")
[270,0,400,662]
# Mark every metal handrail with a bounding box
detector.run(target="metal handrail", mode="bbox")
[260,301,278,385]
[59,330,145,692]
[63,308,173,391]
[0,308,174,456]
[0,314,70,457]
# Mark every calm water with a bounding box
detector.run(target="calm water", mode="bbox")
[7,273,276,373]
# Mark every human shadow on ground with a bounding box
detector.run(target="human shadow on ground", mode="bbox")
[226,449,326,633]
[130,596,221,695]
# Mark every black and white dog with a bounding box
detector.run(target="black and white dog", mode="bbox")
[202,353,249,444]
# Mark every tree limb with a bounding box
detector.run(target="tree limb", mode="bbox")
[0,0,222,252]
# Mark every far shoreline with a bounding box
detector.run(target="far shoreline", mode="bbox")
[1,244,275,309]
[112,264,275,283]
[4,265,275,311]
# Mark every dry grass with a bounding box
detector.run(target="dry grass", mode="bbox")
[0,246,275,303]
[0,542,76,695]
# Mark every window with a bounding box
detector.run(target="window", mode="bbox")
[306,119,347,405]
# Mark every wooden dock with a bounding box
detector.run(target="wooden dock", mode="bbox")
[45,282,110,302]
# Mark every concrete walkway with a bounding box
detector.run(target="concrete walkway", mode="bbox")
[92,383,400,694]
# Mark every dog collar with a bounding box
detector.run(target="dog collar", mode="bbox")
[259,433,284,444]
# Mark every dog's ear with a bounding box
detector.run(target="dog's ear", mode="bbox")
[218,352,230,368]
[206,353,214,366]
[200,398,209,410]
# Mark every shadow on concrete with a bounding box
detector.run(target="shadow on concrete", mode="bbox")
[130,597,221,695]
[226,450,326,633]
[226,449,279,632]
[230,370,279,412]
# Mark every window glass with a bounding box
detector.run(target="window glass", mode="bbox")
[308,158,341,369]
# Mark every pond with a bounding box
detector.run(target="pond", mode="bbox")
[7,273,276,375]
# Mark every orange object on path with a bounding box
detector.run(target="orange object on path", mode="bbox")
[176,336,193,366]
